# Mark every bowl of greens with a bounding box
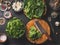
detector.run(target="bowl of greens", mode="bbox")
[24,0,46,19]
[6,17,25,39]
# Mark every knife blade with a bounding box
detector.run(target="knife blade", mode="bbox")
[34,20,52,40]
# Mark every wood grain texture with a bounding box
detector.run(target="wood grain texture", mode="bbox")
[26,19,50,44]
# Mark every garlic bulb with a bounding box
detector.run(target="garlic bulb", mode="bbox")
[12,1,24,12]
[55,21,60,26]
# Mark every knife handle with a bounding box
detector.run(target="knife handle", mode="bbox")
[45,33,52,41]
[34,20,52,41]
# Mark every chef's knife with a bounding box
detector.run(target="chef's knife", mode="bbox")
[34,20,52,40]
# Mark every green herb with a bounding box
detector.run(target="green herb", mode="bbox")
[24,0,45,19]
[29,26,42,40]
[6,17,25,38]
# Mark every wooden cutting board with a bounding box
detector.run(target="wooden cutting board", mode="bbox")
[26,19,50,44]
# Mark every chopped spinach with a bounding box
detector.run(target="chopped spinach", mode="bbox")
[29,26,42,40]
[24,0,45,19]
[6,17,25,38]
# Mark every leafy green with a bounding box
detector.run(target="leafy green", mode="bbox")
[29,26,42,40]
[6,17,25,38]
[24,0,45,19]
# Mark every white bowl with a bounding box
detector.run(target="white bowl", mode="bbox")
[4,11,12,19]
[0,33,7,43]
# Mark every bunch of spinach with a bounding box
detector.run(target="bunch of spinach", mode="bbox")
[29,26,42,40]
[6,17,25,38]
[24,0,45,19]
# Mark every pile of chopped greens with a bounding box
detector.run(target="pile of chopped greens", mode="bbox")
[24,0,45,19]
[29,26,42,40]
[6,17,25,38]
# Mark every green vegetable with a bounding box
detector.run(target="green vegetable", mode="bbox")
[24,0,45,19]
[29,26,42,40]
[6,17,25,38]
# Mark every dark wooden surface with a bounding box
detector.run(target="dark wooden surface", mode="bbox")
[0,0,60,45]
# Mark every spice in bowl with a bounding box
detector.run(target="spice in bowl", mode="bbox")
[51,12,58,18]
[0,4,7,11]
[0,34,7,43]
[0,17,5,25]
[4,1,11,10]
[4,11,12,19]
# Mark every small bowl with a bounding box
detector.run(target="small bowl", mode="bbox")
[4,11,12,19]
[0,4,7,11]
[0,33,7,43]
[0,17,6,25]
[3,1,11,10]
[51,11,58,18]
